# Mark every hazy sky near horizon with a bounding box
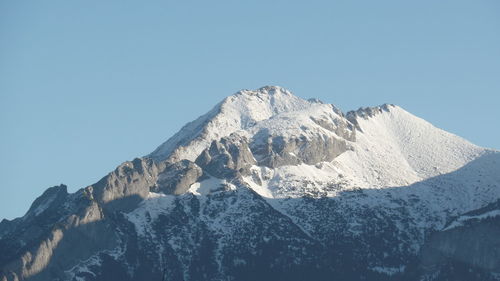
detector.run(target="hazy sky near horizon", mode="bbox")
[1,0,499,219]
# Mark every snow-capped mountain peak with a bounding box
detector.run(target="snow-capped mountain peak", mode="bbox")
[2,86,499,281]
[149,86,342,162]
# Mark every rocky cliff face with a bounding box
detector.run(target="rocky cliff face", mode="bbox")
[1,86,499,281]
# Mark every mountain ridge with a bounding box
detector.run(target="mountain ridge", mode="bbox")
[1,86,499,281]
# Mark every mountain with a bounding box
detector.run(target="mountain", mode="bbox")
[1,86,499,281]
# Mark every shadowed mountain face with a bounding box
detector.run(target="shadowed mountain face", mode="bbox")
[1,86,499,281]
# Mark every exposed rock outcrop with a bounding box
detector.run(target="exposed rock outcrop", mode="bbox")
[346,104,395,131]
[250,131,353,168]
[0,185,118,281]
[90,158,163,212]
[196,135,256,178]
[153,160,203,195]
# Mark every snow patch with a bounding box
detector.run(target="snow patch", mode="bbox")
[443,209,500,231]
[125,192,175,237]
[30,194,57,216]
[188,177,226,196]
[370,265,406,276]
[65,247,126,281]
[342,105,483,188]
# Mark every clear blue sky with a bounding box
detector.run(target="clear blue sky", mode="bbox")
[1,0,499,220]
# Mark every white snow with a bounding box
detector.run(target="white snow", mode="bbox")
[149,86,326,162]
[147,87,500,236]
[244,162,347,198]
[243,166,274,198]
[370,265,406,276]
[187,177,227,196]
[151,87,489,199]
[234,100,499,240]
[134,86,500,268]
[125,192,175,237]
[335,106,500,220]
[65,247,127,281]
[244,102,346,143]
[334,105,483,189]
[30,193,57,216]
[443,209,500,231]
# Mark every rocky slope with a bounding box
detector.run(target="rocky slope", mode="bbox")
[1,86,499,281]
